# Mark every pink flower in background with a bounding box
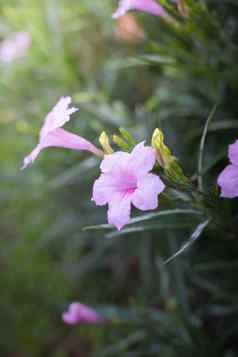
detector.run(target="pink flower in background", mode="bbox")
[217,140,238,198]
[63,302,103,325]
[92,142,165,230]
[0,31,31,64]
[22,97,103,169]
[113,0,169,19]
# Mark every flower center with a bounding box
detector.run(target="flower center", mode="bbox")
[118,171,137,194]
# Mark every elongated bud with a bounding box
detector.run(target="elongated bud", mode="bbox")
[151,128,189,184]
[112,135,130,151]
[151,128,172,169]
[99,131,114,154]
[119,127,136,147]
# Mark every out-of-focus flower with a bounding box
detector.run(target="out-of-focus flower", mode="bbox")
[0,31,31,64]
[92,142,165,230]
[63,302,103,324]
[22,97,103,169]
[115,13,145,42]
[113,0,170,19]
[217,140,238,198]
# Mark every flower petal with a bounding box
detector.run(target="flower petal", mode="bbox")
[0,31,31,64]
[22,128,102,169]
[228,140,238,166]
[40,96,78,138]
[132,173,165,210]
[62,302,102,325]
[217,164,238,198]
[129,142,156,178]
[113,0,169,18]
[100,151,130,173]
[21,145,41,170]
[92,173,118,206]
[107,193,132,230]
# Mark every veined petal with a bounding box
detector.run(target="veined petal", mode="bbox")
[129,142,156,178]
[132,173,165,210]
[22,128,102,169]
[228,140,238,166]
[100,151,130,173]
[107,193,132,230]
[40,96,78,138]
[217,164,238,198]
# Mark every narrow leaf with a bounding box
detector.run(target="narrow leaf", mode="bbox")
[83,208,203,231]
[165,219,210,264]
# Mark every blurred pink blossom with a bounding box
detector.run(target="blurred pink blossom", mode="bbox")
[115,14,145,42]
[22,96,103,169]
[113,0,169,19]
[92,142,165,230]
[63,302,103,324]
[217,140,238,198]
[0,31,31,64]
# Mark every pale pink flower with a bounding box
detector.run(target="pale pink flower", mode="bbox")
[63,302,103,325]
[22,97,102,169]
[217,140,238,198]
[113,0,169,19]
[0,31,31,64]
[92,142,165,230]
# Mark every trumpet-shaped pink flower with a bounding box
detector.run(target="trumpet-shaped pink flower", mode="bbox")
[0,31,31,64]
[63,302,103,325]
[217,140,238,198]
[92,142,165,230]
[22,97,102,169]
[113,0,169,19]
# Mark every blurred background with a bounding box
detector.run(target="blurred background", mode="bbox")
[1,0,238,356]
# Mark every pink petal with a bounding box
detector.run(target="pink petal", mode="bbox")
[217,164,238,198]
[62,302,102,325]
[22,128,102,169]
[0,31,31,64]
[92,173,118,206]
[107,193,132,230]
[113,0,169,19]
[100,151,130,173]
[132,173,165,210]
[129,142,156,178]
[21,145,41,170]
[40,96,78,138]
[228,140,238,166]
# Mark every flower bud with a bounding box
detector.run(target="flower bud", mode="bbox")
[151,128,189,184]
[99,131,114,154]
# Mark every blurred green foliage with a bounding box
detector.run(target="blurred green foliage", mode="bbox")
[1,0,238,356]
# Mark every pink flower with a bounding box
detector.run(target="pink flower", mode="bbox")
[113,0,169,19]
[92,142,165,230]
[217,140,238,198]
[62,302,103,325]
[22,97,103,169]
[0,31,31,64]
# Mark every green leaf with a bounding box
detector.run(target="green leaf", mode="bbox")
[83,209,203,231]
[106,222,193,239]
[165,219,210,264]
[198,104,218,191]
